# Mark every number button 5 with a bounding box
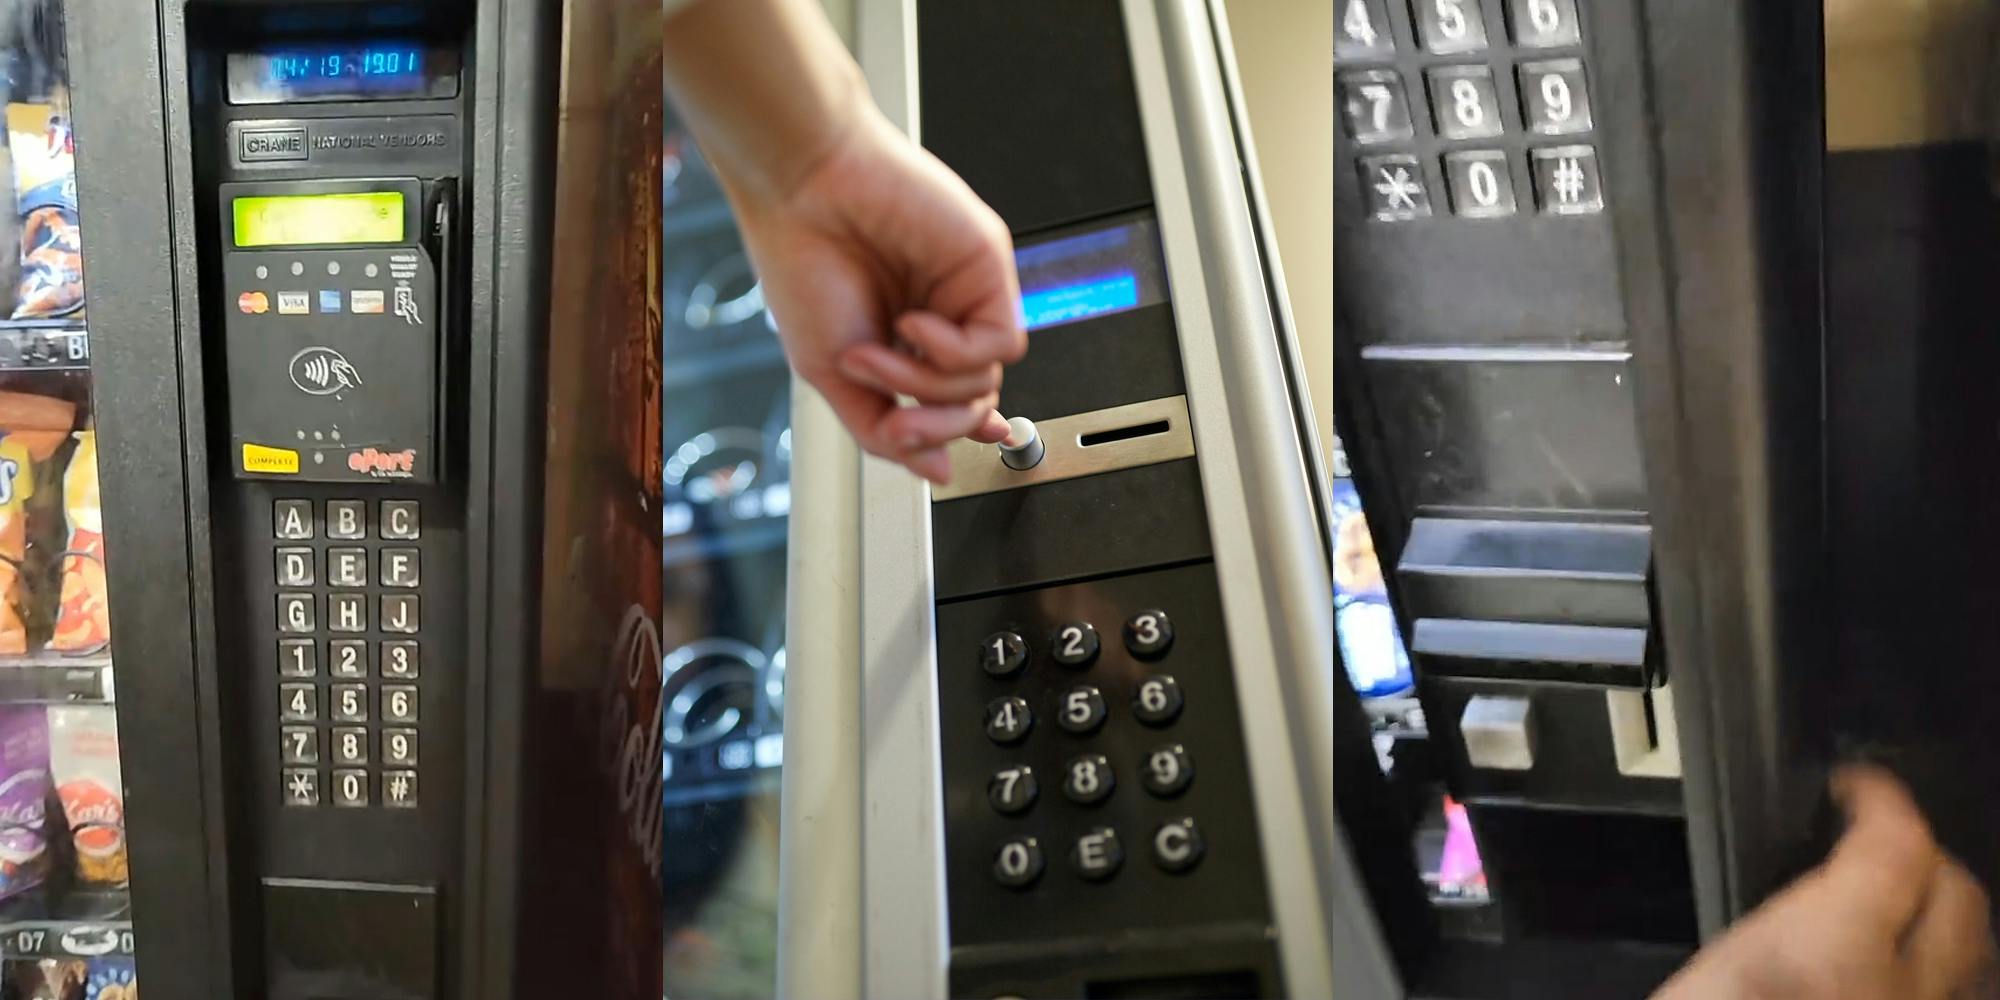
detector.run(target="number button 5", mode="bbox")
[1050,622,1100,667]
[1338,70,1413,145]
[1414,0,1488,55]
[1058,685,1107,735]
[1426,65,1502,141]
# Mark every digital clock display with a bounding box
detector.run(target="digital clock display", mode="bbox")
[226,44,460,105]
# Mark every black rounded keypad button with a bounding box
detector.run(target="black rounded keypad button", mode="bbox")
[1070,826,1123,880]
[993,835,1045,888]
[1057,684,1107,734]
[1133,674,1185,726]
[1151,817,1205,873]
[985,696,1033,745]
[1123,609,1174,658]
[1062,753,1115,805]
[1142,743,1195,797]
[1050,622,1100,667]
[981,631,1028,677]
[988,765,1038,815]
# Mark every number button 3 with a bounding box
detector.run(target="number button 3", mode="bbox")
[1050,622,1099,667]
[1124,609,1174,659]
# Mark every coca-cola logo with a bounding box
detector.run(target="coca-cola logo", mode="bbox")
[601,604,662,880]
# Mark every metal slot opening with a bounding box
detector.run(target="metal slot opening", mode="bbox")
[1078,419,1171,447]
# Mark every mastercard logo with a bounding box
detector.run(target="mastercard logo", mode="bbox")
[238,291,269,315]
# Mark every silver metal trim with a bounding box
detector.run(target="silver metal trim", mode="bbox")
[931,396,1196,501]
[1125,0,1370,995]
[1361,343,1634,364]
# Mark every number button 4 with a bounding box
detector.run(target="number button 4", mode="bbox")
[1413,0,1488,55]
[1050,622,1100,667]
[980,631,1028,678]
[1426,65,1502,141]
[1339,70,1413,145]
[985,696,1033,745]
[1336,0,1395,62]
[1443,150,1518,219]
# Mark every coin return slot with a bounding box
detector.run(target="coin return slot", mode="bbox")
[1078,419,1171,448]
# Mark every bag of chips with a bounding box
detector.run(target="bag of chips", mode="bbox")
[48,431,105,653]
[6,103,80,321]
[0,705,49,901]
[0,393,77,656]
[47,705,123,887]
[82,958,133,1000]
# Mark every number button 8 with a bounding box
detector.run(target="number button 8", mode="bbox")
[1426,66,1502,141]
[1063,754,1115,805]
[1050,622,1100,667]
[1123,609,1174,659]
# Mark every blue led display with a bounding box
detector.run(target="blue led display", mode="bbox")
[1014,216,1166,331]
[268,48,424,83]
[1021,273,1140,330]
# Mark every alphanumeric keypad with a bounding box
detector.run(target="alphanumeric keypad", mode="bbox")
[272,499,424,809]
[1337,0,1603,222]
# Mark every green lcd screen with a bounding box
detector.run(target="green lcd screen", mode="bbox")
[232,191,405,247]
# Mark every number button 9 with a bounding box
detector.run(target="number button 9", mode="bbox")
[988,765,1038,815]
[1063,754,1115,805]
[1143,744,1195,797]
[980,631,1028,677]
[1134,675,1185,726]
[1058,685,1108,735]
[985,696,1033,745]
[1124,609,1174,658]
[1518,59,1591,135]
[1050,622,1100,667]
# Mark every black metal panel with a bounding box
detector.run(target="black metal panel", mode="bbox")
[916,0,1153,234]
[1000,304,1186,424]
[67,3,235,996]
[1424,676,1681,815]
[931,459,1213,603]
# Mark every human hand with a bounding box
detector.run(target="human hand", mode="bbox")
[1653,765,1996,1000]
[721,99,1023,484]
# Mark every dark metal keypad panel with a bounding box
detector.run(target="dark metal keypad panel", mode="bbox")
[935,563,1272,948]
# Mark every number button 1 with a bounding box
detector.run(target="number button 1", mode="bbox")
[1339,70,1413,145]
[985,696,1033,745]
[1426,65,1502,141]
[1124,609,1175,658]
[1443,150,1517,219]
[1050,622,1099,667]
[1337,0,1394,61]
[1413,0,1488,55]
[980,631,1028,677]
[1509,0,1581,48]
[988,765,1038,815]
[1519,59,1591,135]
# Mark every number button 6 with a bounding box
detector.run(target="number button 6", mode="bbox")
[1134,675,1185,726]
[1050,622,1100,667]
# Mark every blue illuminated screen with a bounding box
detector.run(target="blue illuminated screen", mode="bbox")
[226,44,460,105]
[1015,216,1167,331]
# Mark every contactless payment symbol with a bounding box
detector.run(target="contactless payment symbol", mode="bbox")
[288,346,363,396]
[237,291,269,314]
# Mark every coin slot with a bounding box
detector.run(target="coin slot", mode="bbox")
[1078,419,1170,448]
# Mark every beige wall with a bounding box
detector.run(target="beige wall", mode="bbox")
[1223,0,1334,472]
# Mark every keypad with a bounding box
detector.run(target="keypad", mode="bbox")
[272,499,424,808]
[1337,0,1604,221]
[973,602,1205,889]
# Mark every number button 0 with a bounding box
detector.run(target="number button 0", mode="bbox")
[1124,609,1175,658]
[1143,744,1196,797]
[1426,65,1502,141]
[1063,753,1115,805]
[332,769,369,808]
[1519,59,1591,136]
[1509,0,1580,48]
[985,696,1032,745]
[1337,0,1394,61]
[1338,70,1413,145]
[980,631,1028,677]
[993,835,1045,889]
[1050,622,1099,667]
[1058,685,1107,735]
[1443,150,1517,219]
[1413,0,1488,55]
[1134,675,1185,726]
[988,765,1038,815]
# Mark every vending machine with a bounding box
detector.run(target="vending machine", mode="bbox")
[0,0,668,997]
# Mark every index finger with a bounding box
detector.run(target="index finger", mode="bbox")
[1819,765,1944,935]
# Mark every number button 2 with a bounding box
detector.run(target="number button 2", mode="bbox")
[1426,65,1502,141]
[1443,150,1517,218]
[1339,70,1413,145]
[1509,0,1581,48]
[1413,0,1488,55]
[1050,622,1099,667]
[1519,59,1591,135]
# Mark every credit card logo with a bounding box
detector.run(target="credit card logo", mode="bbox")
[318,290,341,313]
[350,290,385,314]
[237,291,269,315]
[276,291,309,315]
